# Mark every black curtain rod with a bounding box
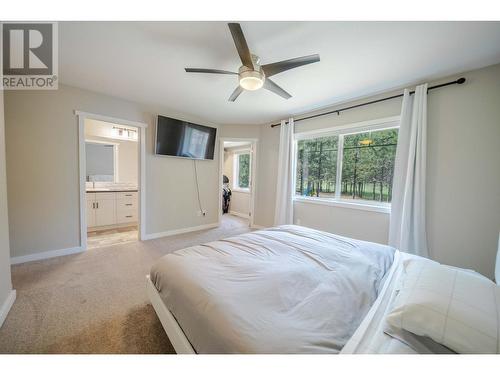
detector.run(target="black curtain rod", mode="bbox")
[270,77,466,128]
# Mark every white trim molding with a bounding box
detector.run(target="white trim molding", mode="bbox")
[232,150,252,191]
[294,196,391,214]
[10,246,84,265]
[146,275,195,354]
[293,115,398,215]
[142,222,219,241]
[294,116,400,140]
[219,137,259,229]
[75,110,148,250]
[0,290,16,328]
[74,111,148,129]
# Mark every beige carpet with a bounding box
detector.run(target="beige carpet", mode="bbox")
[0,215,252,354]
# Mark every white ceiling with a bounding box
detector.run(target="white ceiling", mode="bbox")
[59,21,500,125]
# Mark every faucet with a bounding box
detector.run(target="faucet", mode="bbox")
[86,176,96,189]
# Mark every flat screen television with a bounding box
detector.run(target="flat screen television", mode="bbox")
[155,115,217,160]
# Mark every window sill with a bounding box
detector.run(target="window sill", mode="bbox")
[232,188,251,194]
[293,196,391,214]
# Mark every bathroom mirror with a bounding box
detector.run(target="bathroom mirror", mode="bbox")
[86,142,116,182]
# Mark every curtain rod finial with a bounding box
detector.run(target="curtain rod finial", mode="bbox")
[457,77,466,84]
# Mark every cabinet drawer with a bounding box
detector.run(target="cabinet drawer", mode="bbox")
[116,192,137,200]
[116,209,137,224]
[86,193,96,201]
[116,199,137,211]
[94,192,115,200]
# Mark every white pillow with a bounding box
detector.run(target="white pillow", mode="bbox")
[386,259,500,354]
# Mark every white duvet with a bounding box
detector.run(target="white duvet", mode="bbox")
[150,225,395,353]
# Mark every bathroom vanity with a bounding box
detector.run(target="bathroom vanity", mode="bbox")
[85,138,139,231]
[86,189,138,229]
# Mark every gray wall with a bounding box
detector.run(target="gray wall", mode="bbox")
[4,63,500,279]
[4,84,220,258]
[0,90,14,312]
[257,63,500,278]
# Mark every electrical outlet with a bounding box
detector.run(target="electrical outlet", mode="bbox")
[197,210,207,217]
[202,210,207,217]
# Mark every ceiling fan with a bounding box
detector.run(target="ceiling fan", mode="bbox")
[185,23,320,102]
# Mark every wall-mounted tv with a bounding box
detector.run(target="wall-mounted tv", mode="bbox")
[155,115,217,160]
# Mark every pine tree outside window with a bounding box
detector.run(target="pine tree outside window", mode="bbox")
[234,152,251,191]
[295,122,398,207]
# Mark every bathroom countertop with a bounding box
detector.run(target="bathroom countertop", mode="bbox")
[86,189,138,193]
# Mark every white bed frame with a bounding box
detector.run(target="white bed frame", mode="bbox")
[147,239,500,354]
[146,275,196,354]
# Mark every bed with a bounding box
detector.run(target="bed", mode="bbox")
[147,225,499,354]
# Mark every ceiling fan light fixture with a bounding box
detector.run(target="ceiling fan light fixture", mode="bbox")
[239,70,265,91]
[184,23,320,101]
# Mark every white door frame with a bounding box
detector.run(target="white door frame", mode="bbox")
[218,137,258,228]
[75,110,148,250]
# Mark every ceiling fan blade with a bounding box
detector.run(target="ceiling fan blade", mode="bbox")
[228,86,244,102]
[262,54,320,77]
[228,23,254,70]
[185,68,237,75]
[263,79,292,99]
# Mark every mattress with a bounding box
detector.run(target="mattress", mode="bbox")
[150,225,395,353]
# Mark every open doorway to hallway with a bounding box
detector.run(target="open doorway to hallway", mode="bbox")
[219,138,258,229]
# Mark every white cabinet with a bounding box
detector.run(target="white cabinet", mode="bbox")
[116,192,137,200]
[116,209,137,224]
[86,194,96,227]
[95,198,116,226]
[116,192,138,224]
[86,191,137,229]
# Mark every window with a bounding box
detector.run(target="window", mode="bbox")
[295,124,398,207]
[296,135,338,198]
[234,152,251,190]
[341,128,398,203]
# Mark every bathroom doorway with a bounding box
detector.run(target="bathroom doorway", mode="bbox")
[76,111,147,251]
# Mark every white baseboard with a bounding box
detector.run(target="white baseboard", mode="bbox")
[229,211,250,219]
[0,290,16,328]
[11,246,84,265]
[143,222,219,241]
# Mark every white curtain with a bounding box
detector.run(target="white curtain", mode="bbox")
[274,118,295,226]
[389,84,429,257]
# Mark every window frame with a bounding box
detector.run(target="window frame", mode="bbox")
[233,149,252,193]
[293,116,400,213]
